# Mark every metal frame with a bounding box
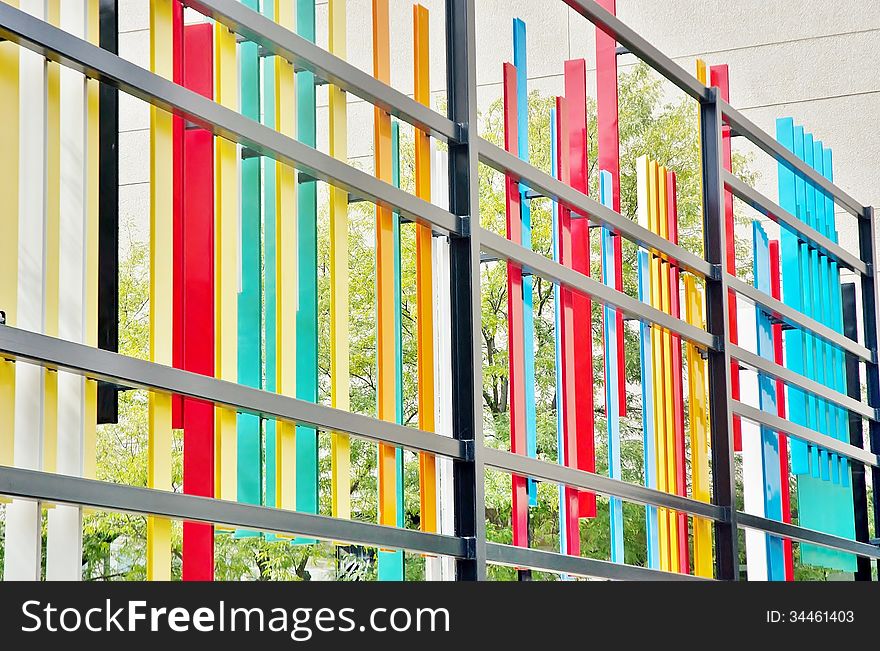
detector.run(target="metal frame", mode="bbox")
[0,0,878,582]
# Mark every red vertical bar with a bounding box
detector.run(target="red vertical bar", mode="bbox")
[711,64,741,451]
[556,96,581,557]
[503,64,529,549]
[769,240,794,581]
[171,0,184,428]
[181,23,215,582]
[667,171,689,574]
[564,59,596,519]
[595,0,625,417]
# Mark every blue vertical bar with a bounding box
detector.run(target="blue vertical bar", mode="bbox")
[600,170,623,564]
[262,3,277,513]
[753,221,785,580]
[550,107,567,558]
[513,18,538,506]
[377,120,405,581]
[637,250,659,570]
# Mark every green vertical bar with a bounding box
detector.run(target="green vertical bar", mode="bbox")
[262,0,277,513]
[295,0,318,531]
[236,0,262,536]
[378,120,404,580]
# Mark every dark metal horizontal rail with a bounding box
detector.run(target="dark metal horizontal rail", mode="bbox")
[0,3,460,234]
[0,325,465,459]
[723,171,867,275]
[476,138,714,279]
[720,99,867,218]
[730,344,876,422]
[185,0,459,143]
[727,274,874,363]
[731,399,879,468]
[561,0,708,102]
[0,466,467,557]
[485,544,710,581]
[483,448,724,521]
[737,512,880,560]
[480,228,717,350]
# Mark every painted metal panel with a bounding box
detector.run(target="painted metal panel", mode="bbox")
[512,18,538,506]
[564,59,596,519]
[295,0,318,526]
[147,0,174,581]
[504,62,528,550]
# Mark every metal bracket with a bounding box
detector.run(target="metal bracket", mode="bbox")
[241,146,260,160]
[0,310,5,326]
[615,45,630,57]
[457,214,471,237]
[709,263,724,281]
[462,536,478,559]
[461,439,476,462]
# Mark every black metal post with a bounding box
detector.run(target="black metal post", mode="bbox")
[843,282,872,580]
[858,206,880,579]
[97,0,119,424]
[446,0,485,580]
[700,88,739,580]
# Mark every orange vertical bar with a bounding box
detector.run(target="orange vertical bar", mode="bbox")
[373,0,396,529]
[413,4,437,534]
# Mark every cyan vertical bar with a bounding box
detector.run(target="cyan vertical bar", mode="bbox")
[513,18,538,506]
[236,0,263,536]
[800,133,831,480]
[776,117,809,474]
[637,250,659,570]
[753,221,785,580]
[794,127,821,477]
[295,0,318,529]
[600,170,623,564]
[813,141,839,484]
[824,148,849,487]
[378,119,405,581]
[262,0,277,513]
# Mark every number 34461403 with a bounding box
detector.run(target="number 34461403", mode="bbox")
[766,610,854,623]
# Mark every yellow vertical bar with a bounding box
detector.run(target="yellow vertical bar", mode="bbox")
[328,0,350,520]
[658,166,679,573]
[685,275,713,577]
[413,3,436,534]
[0,0,18,475]
[373,0,396,529]
[83,0,99,483]
[275,0,297,512]
[695,59,713,453]
[647,163,668,571]
[43,0,60,478]
[215,22,239,504]
[148,0,173,581]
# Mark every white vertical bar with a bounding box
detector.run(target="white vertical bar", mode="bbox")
[739,298,768,581]
[46,0,88,581]
[5,0,47,582]
[430,143,455,580]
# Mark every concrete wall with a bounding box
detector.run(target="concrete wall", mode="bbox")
[117,0,880,250]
